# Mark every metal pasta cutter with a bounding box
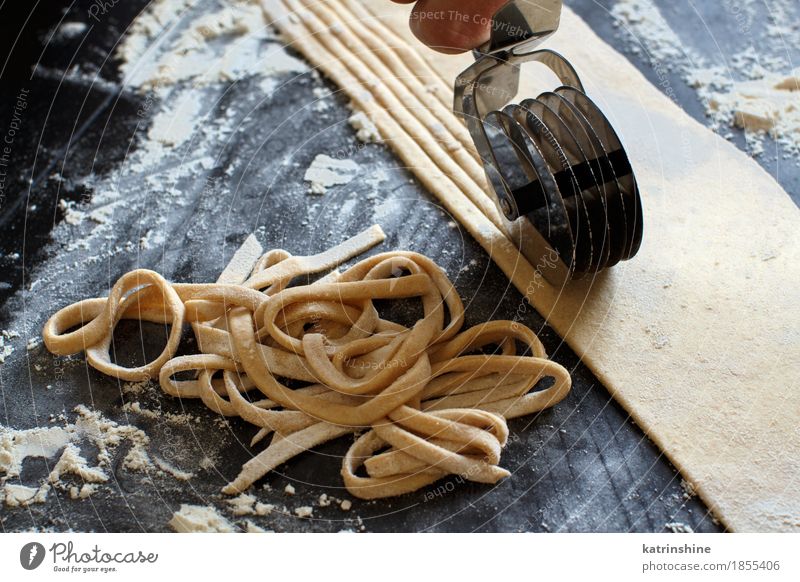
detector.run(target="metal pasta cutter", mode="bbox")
[454,0,643,287]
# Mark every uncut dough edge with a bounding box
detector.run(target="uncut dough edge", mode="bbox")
[260,0,800,532]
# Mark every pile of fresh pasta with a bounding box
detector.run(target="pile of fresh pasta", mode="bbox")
[42,225,571,499]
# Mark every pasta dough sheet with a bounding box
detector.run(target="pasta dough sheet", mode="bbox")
[260,0,800,531]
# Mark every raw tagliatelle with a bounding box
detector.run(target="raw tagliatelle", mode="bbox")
[42,225,571,499]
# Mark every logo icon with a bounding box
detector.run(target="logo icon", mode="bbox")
[20,542,45,570]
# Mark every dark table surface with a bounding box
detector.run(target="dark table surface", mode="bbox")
[0,0,795,533]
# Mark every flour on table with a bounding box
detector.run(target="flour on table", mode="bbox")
[16,0,320,314]
[228,493,257,515]
[153,456,195,481]
[121,380,152,396]
[294,505,313,518]
[690,68,799,156]
[665,522,694,533]
[1,406,153,506]
[2,483,50,507]
[69,484,99,500]
[348,111,382,143]
[0,425,72,478]
[123,446,153,472]
[245,520,269,532]
[117,0,306,90]
[261,48,309,77]
[0,334,14,364]
[681,478,697,499]
[611,0,800,159]
[54,22,88,41]
[169,504,235,532]
[312,86,333,111]
[611,0,701,67]
[259,76,279,96]
[48,443,109,484]
[255,502,274,515]
[122,401,197,426]
[303,154,359,194]
[364,167,390,200]
[58,200,87,226]
[372,197,404,221]
[147,90,206,148]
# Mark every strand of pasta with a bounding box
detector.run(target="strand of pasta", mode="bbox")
[43,225,571,499]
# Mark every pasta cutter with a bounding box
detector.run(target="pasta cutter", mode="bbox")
[454,0,643,287]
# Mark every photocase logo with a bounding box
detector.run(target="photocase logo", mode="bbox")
[19,542,46,570]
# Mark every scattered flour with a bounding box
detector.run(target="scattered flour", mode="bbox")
[72,405,151,469]
[255,502,274,516]
[294,505,313,518]
[0,344,12,364]
[58,199,87,226]
[147,90,206,148]
[19,0,322,296]
[365,168,389,190]
[611,0,800,158]
[69,483,99,500]
[123,446,152,472]
[611,0,701,67]
[261,48,309,78]
[259,76,279,96]
[2,483,50,507]
[121,380,152,396]
[228,493,257,515]
[199,456,217,470]
[372,197,405,222]
[54,21,88,41]
[17,0,369,308]
[665,522,695,533]
[122,401,196,426]
[48,443,109,484]
[303,154,360,194]
[312,86,333,111]
[691,68,799,156]
[169,504,235,532]
[1,405,153,507]
[153,456,195,481]
[245,520,269,532]
[0,330,19,363]
[117,0,307,90]
[138,229,167,251]
[0,425,73,478]
[348,111,382,143]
